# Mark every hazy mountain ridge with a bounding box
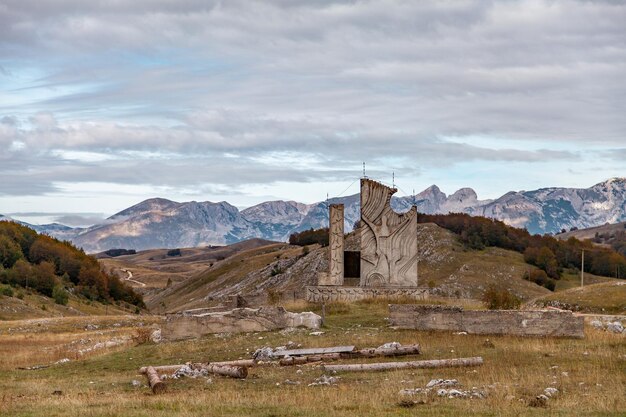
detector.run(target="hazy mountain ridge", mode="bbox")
[2,178,625,252]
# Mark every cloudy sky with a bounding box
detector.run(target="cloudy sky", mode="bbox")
[1,0,625,226]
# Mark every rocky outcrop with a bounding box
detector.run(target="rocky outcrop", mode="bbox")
[160,307,321,341]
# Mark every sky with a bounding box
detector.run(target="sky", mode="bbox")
[1,0,625,226]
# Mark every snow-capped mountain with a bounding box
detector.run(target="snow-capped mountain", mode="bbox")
[4,178,625,252]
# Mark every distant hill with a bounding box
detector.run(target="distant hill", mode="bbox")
[557,221,626,241]
[556,221,626,259]
[4,177,625,252]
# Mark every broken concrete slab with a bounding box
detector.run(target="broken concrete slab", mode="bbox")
[388,305,584,338]
[161,307,321,341]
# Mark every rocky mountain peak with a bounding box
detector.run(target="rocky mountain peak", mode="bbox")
[22,177,626,251]
[449,187,478,202]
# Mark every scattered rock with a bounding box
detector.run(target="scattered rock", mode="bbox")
[52,390,63,396]
[253,347,275,361]
[436,388,486,399]
[150,329,162,343]
[171,364,208,379]
[544,387,558,398]
[606,321,624,334]
[426,379,459,388]
[453,331,468,335]
[284,379,301,385]
[309,375,339,386]
[54,358,70,365]
[131,380,141,387]
[590,320,604,330]
[84,324,99,331]
[309,331,325,336]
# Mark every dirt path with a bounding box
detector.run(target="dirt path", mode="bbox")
[121,268,146,287]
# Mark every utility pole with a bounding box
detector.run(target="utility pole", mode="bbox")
[581,249,584,288]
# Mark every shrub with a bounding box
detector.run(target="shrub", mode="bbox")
[52,285,69,305]
[482,285,521,310]
[289,228,329,247]
[270,264,283,277]
[0,285,14,297]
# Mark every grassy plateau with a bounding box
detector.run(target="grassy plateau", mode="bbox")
[0,301,624,417]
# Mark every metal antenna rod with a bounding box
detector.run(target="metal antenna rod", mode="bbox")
[362,162,366,178]
[392,171,395,189]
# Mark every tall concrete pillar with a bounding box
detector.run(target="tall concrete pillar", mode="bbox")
[320,203,344,286]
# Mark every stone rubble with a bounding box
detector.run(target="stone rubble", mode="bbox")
[426,379,459,388]
[150,329,162,343]
[169,364,209,379]
[308,375,340,386]
[400,378,487,400]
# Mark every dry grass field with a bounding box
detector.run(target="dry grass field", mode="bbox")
[1,302,624,417]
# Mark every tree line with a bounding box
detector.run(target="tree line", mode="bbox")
[0,222,144,307]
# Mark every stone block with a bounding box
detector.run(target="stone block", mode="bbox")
[161,307,322,341]
[388,304,584,338]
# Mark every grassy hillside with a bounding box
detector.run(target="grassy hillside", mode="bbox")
[0,286,139,320]
[146,242,305,312]
[99,238,277,289]
[143,224,557,313]
[0,222,144,320]
[530,280,626,314]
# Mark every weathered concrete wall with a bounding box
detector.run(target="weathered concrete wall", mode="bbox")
[360,179,418,287]
[306,286,428,303]
[388,305,584,338]
[321,204,344,285]
[161,307,321,341]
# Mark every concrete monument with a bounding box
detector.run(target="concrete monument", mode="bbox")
[360,178,418,287]
[318,204,345,286]
[307,177,426,303]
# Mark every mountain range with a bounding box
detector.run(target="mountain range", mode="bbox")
[2,177,625,253]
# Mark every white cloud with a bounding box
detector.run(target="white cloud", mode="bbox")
[0,0,624,207]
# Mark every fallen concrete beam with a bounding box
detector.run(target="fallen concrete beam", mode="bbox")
[323,357,483,373]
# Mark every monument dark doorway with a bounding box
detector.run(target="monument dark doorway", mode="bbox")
[344,251,360,278]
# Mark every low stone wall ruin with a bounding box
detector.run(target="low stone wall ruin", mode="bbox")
[306,286,429,303]
[388,304,584,338]
[161,307,321,341]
